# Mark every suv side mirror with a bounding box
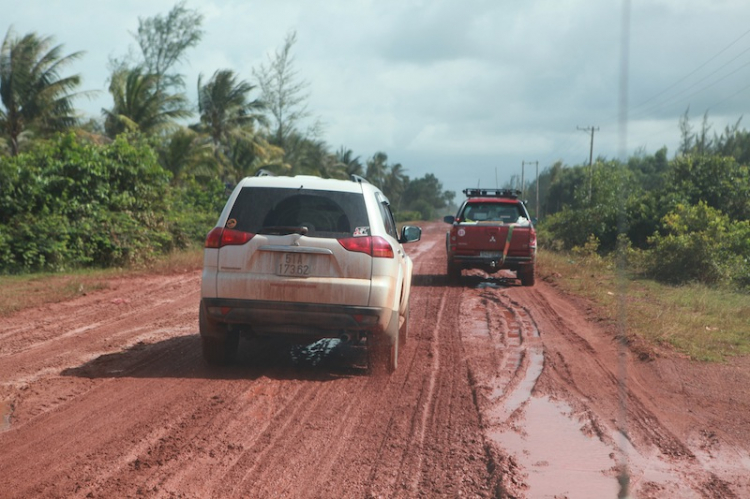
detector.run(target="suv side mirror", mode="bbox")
[400,225,422,243]
[443,215,455,224]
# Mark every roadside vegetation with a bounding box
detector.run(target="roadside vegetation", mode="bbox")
[531,114,750,292]
[537,248,750,362]
[523,111,750,362]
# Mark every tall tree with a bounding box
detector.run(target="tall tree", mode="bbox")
[401,173,455,220]
[365,151,389,189]
[253,31,311,149]
[0,28,84,155]
[157,127,215,183]
[334,147,363,177]
[194,69,269,182]
[383,162,408,209]
[102,66,191,137]
[133,1,204,92]
[280,131,334,177]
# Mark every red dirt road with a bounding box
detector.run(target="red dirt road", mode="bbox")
[1,222,749,498]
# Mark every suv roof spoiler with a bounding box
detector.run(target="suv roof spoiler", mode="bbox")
[350,174,370,184]
[462,188,521,198]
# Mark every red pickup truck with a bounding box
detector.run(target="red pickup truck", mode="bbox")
[443,189,537,286]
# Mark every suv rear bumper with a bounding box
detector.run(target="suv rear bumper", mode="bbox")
[201,297,387,338]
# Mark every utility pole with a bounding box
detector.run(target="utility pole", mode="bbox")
[523,160,539,217]
[577,125,599,202]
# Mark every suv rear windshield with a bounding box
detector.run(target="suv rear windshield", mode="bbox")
[227,187,370,238]
[461,202,527,223]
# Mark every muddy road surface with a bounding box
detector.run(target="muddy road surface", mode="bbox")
[1,222,749,498]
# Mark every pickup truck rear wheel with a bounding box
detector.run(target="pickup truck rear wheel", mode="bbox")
[519,266,536,287]
[199,303,239,365]
[447,260,461,284]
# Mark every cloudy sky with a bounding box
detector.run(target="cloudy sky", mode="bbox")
[5,0,750,194]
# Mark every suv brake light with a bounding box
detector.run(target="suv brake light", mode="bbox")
[205,227,255,248]
[338,236,394,258]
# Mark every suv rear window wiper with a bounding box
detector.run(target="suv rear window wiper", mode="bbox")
[257,225,311,235]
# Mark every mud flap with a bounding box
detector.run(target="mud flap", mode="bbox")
[369,310,399,374]
[199,301,239,365]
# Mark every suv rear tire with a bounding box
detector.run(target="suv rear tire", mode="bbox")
[369,312,400,374]
[199,303,239,365]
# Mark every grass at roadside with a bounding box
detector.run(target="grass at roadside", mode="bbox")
[537,249,750,362]
[0,247,203,317]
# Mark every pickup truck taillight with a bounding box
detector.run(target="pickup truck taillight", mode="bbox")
[205,227,255,248]
[338,236,395,258]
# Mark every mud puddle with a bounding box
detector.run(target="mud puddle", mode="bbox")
[1,399,11,431]
[490,395,620,498]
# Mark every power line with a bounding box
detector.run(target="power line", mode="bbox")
[631,50,750,120]
[631,27,750,111]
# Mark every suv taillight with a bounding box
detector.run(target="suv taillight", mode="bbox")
[205,227,255,248]
[338,236,394,258]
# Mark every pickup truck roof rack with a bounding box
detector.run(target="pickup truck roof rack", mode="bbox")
[463,188,521,199]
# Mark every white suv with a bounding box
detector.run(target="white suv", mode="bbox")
[200,174,421,373]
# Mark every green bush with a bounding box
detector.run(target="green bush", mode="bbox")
[0,133,228,273]
[395,210,423,223]
[647,202,750,288]
[539,205,620,252]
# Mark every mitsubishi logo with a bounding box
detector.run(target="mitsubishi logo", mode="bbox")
[489,236,496,243]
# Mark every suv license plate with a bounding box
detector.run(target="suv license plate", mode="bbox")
[277,253,313,277]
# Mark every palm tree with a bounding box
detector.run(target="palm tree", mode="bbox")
[195,69,267,182]
[102,66,191,138]
[157,127,216,184]
[365,151,389,189]
[383,162,408,208]
[335,147,363,178]
[0,28,84,155]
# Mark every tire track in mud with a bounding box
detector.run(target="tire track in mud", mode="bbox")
[506,285,739,498]
[0,272,202,390]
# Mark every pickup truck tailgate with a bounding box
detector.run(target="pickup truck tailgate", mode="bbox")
[455,223,532,256]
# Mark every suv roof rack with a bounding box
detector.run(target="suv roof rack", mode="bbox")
[350,174,370,184]
[462,188,521,199]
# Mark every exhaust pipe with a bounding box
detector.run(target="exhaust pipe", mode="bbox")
[339,332,352,344]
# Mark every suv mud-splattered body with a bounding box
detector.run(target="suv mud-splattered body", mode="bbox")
[200,174,421,372]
